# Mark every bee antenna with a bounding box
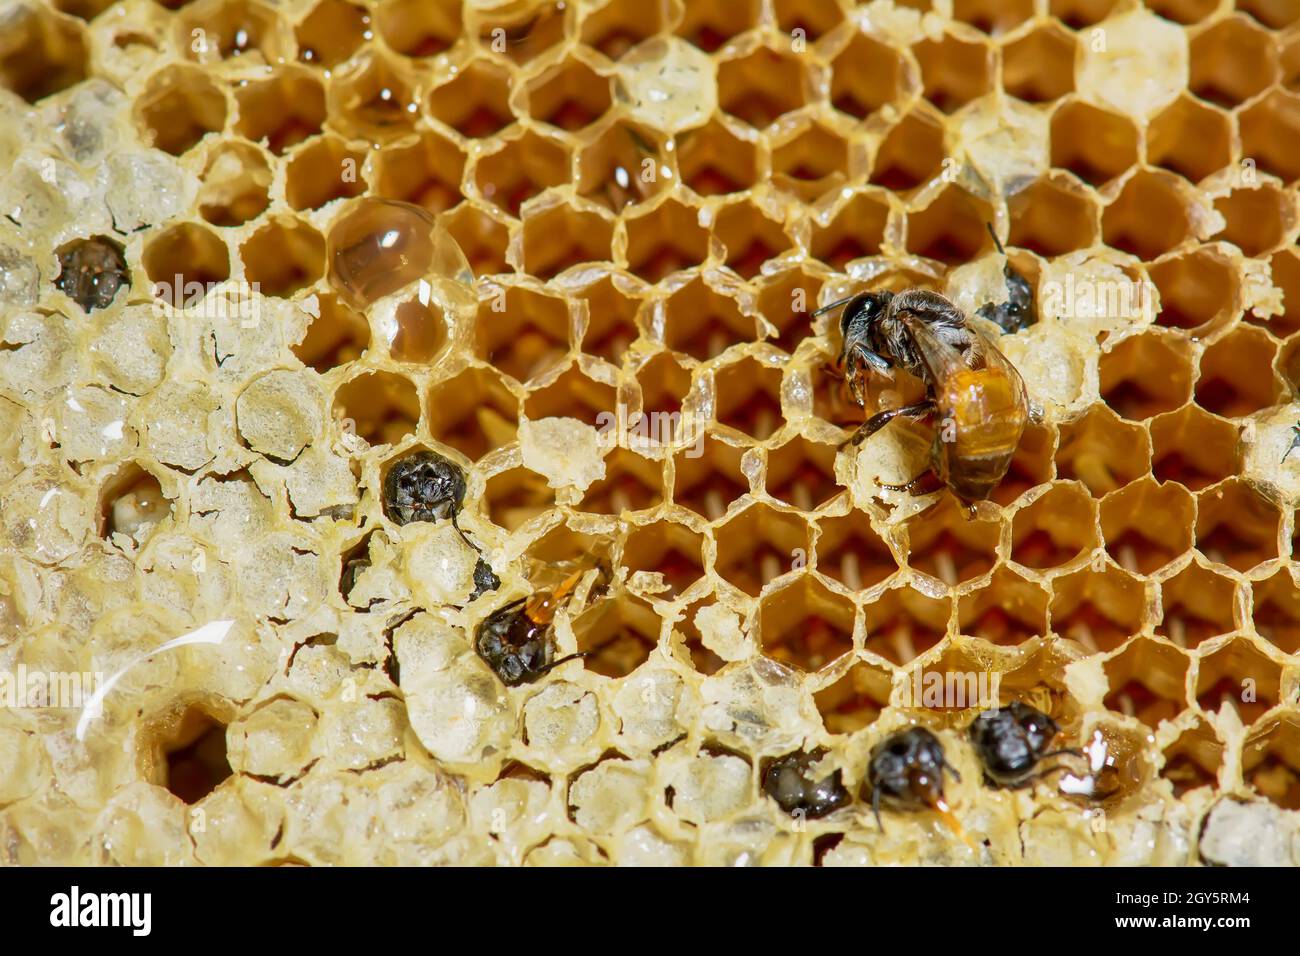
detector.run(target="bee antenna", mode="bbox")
[984,221,1006,257]
[538,651,591,675]
[811,294,858,318]
[451,513,482,554]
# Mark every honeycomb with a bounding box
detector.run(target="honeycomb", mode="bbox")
[3,0,1300,867]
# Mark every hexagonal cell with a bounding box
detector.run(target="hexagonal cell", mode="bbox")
[659,279,751,363]
[672,434,749,521]
[580,0,668,60]
[370,130,465,214]
[905,186,993,265]
[1189,16,1278,109]
[578,277,642,366]
[1099,332,1193,421]
[1145,0,1219,25]
[284,136,368,212]
[293,294,369,373]
[828,32,906,120]
[1253,570,1300,654]
[914,33,992,113]
[240,217,325,299]
[484,465,555,531]
[714,357,784,440]
[1150,405,1240,490]
[766,436,839,512]
[1056,406,1152,496]
[957,567,1049,646]
[674,0,760,53]
[579,448,664,515]
[1103,638,1189,728]
[372,283,447,363]
[870,111,946,191]
[1254,251,1300,336]
[1050,565,1146,654]
[1147,96,1233,186]
[714,503,808,597]
[637,351,692,423]
[179,0,288,62]
[758,575,855,672]
[523,365,617,427]
[1102,171,1192,260]
[332,371,419,446]
[954,0,1034,34]
[717,45,810,129]
[296,0,369,68]
[815,660,892,734]
[1049,0,1119,28]
[237,68,326,155]
[904,497,1000,586]
[143,223,231,308]
[522,204,614,280]
[674,122,756,202]
[1196,638,1280,722]
[572,592,660,679]
[475,286,569,383]
[1243,717,1300,810]
[757,269,824,356]
[622,521,706,597]
[577,120,668,212]
[156,705,233,805]
[1195,479,1281,574]
[1156,561,1237,648]
[1148,247,1238,333]
[1010,484,1098,572]
[624,200,710,283]
[0,4,87,102]
[861,586,951,665]
[528,520,608,568]
[442,204,510,277]
[1240,90,1300,185]
[1240,0,1300,28]
[475,130,570,217]
[712,200,792,280]
[1195,327,1284,418]
[814,512,898,591]
[773,0,844,38]
[527,57,613,132]
[1213,185,1289,259]
[810,192,888,272]
[1003,26,1075,103]
[1100,478,1194,576]
[1161,720,1222,797]
[427,59,514,138]
[771,122,851,204]
[427,368,518,461]
[1005,175,1096,257]
[475,2,566,66]
[99,463,169,541]
[1050,100,1139,188]
[374,0,461,58]
[197,142,272,226]
[136,65,226,155]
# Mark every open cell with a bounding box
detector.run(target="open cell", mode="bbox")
[240,218,325,298]
[757,269,824,356]
[830,33,907,119]
[1240,91,1300,185]
[672,435,749,522]
[522,365,617,427]
[427,59,514,138]
[522,204,614,280]
[296,0,369,68]
[957,567,1049,646]
[1006,175,1096,257]
[1194,327,1283,418]
[577,121,668,212]
[484,466,555,531]
[427,367,518,461]
[714,357,785,441]
[712,200,792,280]
[1102,638,1190,728]
[775,0,845,40]
[1049,0,1119,28]
[1148,248,1238,333]
[237,68,325,155]
[637,352,692,424]
[375,0,461,59]
[333,371,419,446]
[810,192,888,272]
[293,294,369,373]
[662,279,754,362]
[814,512,899,591]
[474,286,570,383]
[475,131,570,218]
[371,131,465,214]
[1100,478,1194,576]
[1161,720,1223,797]
[623,200,709,283]
[815,661,892,735]
[622,521,706,598]
[1056,406,1151,496]
[580,0,667,60]
[905,186,993,265]
[1149,405,1240,490]
[198,143,271,227]
[286,137,368,212]
[991,422,1056,507]
[1156,562,1237,648]
[442,205,510,277]
[713,503,808,597]
[1253,571,1300,654]
[136,65,226,155]
[861,586,951,666]
[676,118,759,198]
[914,33,992,113]
[1010,484,1099,572]
[758,575,856,672]
[718,46,810,129]
[572,592,660,679]
[1102,171,1192,260]
[674,0,759,53]
[771,122,851,204]
[1243,717,1300,810]
[870,111,946,191]
[1189,15,1278,109]
[1147,96,1233,185]
[1049,565,1146,654]
[579,448,664,516]
[1098,332,1193,421]
[527,58,613,132]
[1213,185,1288,259]
[954,0,1034,34]
[1002,25,1075,103]
[1195,638,1280,723]
[904,497,1000,585]
[766,436,840,512]
[143,223,231,307]
[476,2,566,66]
[1050,100,1139,188]
[1195,479,1281,574]
[0,4,87,102]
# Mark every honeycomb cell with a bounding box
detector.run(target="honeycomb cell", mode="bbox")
[1100,478,1195,576]
[672,435,749,521]
[1010,484,1099,572]
[527,58,613,132]
[810,192,888,271]
[829,32,907,120]
[475,286,569,383]
[286,136,369,212]
[1146,0,1218,25]
[1212,185,1289,259]
[1243,717,1300,810]
[637,352,692,423]
[577,120,669,212]
[1161,720,1222,797]
[903,497,999,586]
[572,592,660,678]
[522,204,614,280]
[240,218,325,298]
[158,706,233,805]
[677,119,760,197]
[292,294,369,373]
[1102,171,1193,260]
[99,464,169,541]
[296,0,369,68]
[142,222,231,307]
[579,448,664,515]
[1240,0,1300,29]
[770,121,851,204]
[1157,561,1237,648]
[624,200,709,283]
[476,1,567,66]
[713,503,808,597]
[1239,90,1300,184]
[814,512,898,591]
[578,277,642,365]
[1050,100,1139,187]
[1099,332,1193,421]
[1147,247,1238,333]
[332,371,419,446]
[1003,25,1075,103]
[1050,565,1145,653]
[992,422,1056,507]
[714,357,784,440]
[956,567,1049,646]
[905,185,992,265]
[1189,16,1279,109]
[1195,638,1280,722]
[136,65,227,155]
[815,661,892,734]
[758,575,855,672]
[1150,405,1240,490]
[484,466,555,531]
[870,111,946,191]
[474,130,570,218]
[765,436,839,512]
[179,0,288,63]
[1147,96,1234,185]
[757,269,824,355]
[198,143,272,227]
[954,0,1034,34]
[717,46,810,129]
[1195,479,1281,574]
[1254,250,1300,336]
[861,586,951,666]
[427,368,518,461]
[1103,637,1189,728]
[427,59,514,138]
[522,365,616,426]
[774,0,844,40]
[915,33,993,114]
[1049,0,1120,28]
[712,200,792,281]
[622,521,706,598]
[1253,571,1300,654]
[237,69,326,156]
[1006,174,1097,256]
[375,0,461,59]
[1194,327,1284,418]
[1055,406,1152,496]
[371,131,465,214]
[580,0,668,60]
[674,0,759,53]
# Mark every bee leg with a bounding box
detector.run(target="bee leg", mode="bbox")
[451,513,482,554]
[536,651,592,676]
[844,399,935,449]
[872,787,884,833]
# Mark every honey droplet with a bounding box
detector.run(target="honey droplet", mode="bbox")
[386,298,448,362]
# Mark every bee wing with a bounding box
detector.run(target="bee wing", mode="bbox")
[906,315,1026,395]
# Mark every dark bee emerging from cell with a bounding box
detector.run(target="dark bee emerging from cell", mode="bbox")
[469,557,500,601]
[383,449,466,525]
[975,224,1035,334]
[863,727,970,845]
[762,748,851,820]
[54,235,130,312]
[969,700,1080,788]
[475,570,589,686]
[819,277,1029,507]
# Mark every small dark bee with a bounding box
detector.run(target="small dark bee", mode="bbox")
[469,557,500,601]
[761,748,851,820]
[969,700,1079,787]
[976,224,1035,334]
[819,281,1029,507]
[54,235,130,312]
[383,449,466,526]
[863,727,969,844]
[475,570,588,686]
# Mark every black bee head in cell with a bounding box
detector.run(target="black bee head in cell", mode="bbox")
[382,450,467,526]
[864,726,955,814]
[969,700,1061,787]
[54,235,130,312]
[470,557,500,601]
[762,748,851,820]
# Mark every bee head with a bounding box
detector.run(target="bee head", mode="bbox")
[838,290,892,338]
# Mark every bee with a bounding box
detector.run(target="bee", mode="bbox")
[383,449,466,526]
[818,283,1030,507]
[976,224,1036,334]
[1282,423,1300,464]
[761,748,851,820]
[969,700,1080,788]
[862,727,969,845]
[475,569,590,686]
[54,235,130,312]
